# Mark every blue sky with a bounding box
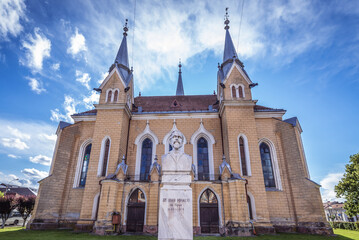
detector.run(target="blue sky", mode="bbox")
[0,0,358,201]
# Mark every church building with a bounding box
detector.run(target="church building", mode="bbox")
[30,13,332,236]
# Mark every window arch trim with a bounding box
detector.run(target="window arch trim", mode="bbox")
[229,83,246,99]
[73,138,92,188]
[135,122,158,181]
[190,122,215,180]
[258,138,282,190]
[197,187,223,227]
[247,191,257,220]
[91,192,100,220]
[97,136,111,177]
[237,134,252,176]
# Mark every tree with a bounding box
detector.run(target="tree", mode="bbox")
[335,153,359,219]
[0,195,18,228]
[17,196,36,227]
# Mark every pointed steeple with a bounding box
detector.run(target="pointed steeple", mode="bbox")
[176,59,184,96]
[109,19,133,87]
[218,8,248,83]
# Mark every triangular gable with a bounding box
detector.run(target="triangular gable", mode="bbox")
[223,61,253,85]
[98,66,132,90]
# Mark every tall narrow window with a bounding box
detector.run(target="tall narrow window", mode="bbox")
[238,86,244,98]
[101,139,110,177]
[247,195,253,220]
[231,86,237,98]
[239,137,247,176]
[113,90,118,102]
[197,137,209,180]
[107,90,112,102]
[260,143,276,188]
[79,144,92,187]
[140,138,153,181]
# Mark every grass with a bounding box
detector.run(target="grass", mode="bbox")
[0,227,358,239]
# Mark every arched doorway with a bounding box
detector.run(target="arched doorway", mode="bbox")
[200,189,219,233]
[126,189,145,232]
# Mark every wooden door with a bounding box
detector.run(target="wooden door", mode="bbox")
[126,189,146,232]
[199,189,219,233]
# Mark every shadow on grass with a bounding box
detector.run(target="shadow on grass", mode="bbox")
[0,227,357,240]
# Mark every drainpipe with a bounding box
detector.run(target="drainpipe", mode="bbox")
[219,113,226,232]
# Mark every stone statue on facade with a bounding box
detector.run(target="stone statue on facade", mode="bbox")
[158,129,193,240]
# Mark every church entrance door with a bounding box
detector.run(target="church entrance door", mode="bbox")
[126,189,145,232]
[199,189,219,233]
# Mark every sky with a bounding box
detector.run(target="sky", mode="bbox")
[0,0,358,201]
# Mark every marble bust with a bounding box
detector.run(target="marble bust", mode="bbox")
[162,130,192,173]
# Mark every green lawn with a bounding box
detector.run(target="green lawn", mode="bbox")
[0,227,358,239]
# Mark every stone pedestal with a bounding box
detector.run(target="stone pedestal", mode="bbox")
[158,185,193,240]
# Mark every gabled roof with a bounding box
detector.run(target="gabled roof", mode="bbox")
[0,185,36,196]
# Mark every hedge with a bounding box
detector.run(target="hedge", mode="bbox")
[329,221,359,231]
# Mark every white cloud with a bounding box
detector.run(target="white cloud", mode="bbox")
[83,91,99,109]
[98,72,108,84]
[29,155,51,166]
[67,28,87,56]
[8,154,20,159]
[50,95,77,123]
[0,0,26,39]
[26,77,46,94]
[21,28,51,71]
[7,126,30,140]
[51,63,60,71]
[21,168,48,180]
[0,118,56,158]
[320,172,345,202]
[1,138,29,150]
[75,70,91,89]
[38,133,57,142]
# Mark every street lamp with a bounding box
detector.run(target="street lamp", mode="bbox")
[2,178,19,195]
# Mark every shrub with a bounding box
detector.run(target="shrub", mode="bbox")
[330,221,359,231]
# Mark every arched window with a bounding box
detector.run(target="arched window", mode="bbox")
[231,85,237,98]
[79,143,92,187]
[197,137,209,181]
[260,142,276,188]
[101,139,110,177]
[239,137,247,176]
[140,138,153,181]
[113,90,118,102]
[107,90,112,103]
[238,85,244,98]
[200,189,219,233]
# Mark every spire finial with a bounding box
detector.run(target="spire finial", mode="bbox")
[224,7,230,30]
[123,19,129,36]
[178,58,182,73]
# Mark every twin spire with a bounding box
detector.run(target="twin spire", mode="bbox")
[176,59,184,96]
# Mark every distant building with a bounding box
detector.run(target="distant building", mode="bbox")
[30,12,332,236]
[323,201,358,222]
[0,184,37,197]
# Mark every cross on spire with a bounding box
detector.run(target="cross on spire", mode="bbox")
[224,7,230,30]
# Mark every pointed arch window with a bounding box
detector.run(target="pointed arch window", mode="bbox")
[113,90,118,102]
[197,137,209,181]
[79,144,92,187]
[101,139,110,177]
[238,85,244,98]
[260,142,276,188]
[239,137,247,176]
[247,195,253,220]
[107,90,112,103]
[140,138,153,181]
[231,86,237,99]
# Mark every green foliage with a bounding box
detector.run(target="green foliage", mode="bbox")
[335,153,359,217]
[329,221,359,231]
[17,196,36,227]
[0,192,4,198]
[0,195,18,228]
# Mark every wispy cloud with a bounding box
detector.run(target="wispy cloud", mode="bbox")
[320,172,345,202]
[83,90,99,109]
[51,63,60,71]
[20,27,51,71]
[1,138,29,150]
[8,154,20,159]
[27,77,46,94]
[0,0,26,40]
[67,28,87,57]
[29,155,51,166]
[50,95,77,123]
[7,126,30,140]
[75,70,91,89]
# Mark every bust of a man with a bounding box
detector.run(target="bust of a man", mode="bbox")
[162,129,192,173]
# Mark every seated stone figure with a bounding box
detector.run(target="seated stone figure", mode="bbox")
[162,129,192,183]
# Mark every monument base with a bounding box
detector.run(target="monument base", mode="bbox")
[158,185,193,240]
